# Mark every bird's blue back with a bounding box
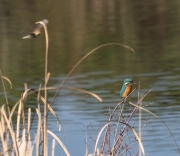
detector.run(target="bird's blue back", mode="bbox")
[120,79,133,99]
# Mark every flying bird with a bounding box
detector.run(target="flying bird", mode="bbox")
[22,19,48,39]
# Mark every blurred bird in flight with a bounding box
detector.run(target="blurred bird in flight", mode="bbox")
[22,19,48,39]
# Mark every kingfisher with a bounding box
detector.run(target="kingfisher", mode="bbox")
[120,79,136,100]
[22,19,48,39]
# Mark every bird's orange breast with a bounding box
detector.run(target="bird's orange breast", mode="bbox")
[122,85,132,99]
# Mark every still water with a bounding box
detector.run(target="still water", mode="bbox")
[0,0,180,155]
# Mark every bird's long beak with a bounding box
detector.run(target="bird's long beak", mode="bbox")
[132,81,137,84]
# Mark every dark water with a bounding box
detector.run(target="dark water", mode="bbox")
[1,0,180,155]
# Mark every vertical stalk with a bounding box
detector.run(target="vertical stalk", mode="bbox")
[36,20,49,156]
[139,99,142,156]
[138,82,142,156]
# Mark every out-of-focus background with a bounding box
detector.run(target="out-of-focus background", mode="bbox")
[0,0,180,155]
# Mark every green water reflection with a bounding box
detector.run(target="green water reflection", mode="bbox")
[0,0,180,155]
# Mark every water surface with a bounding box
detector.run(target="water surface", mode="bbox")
[0,0,180,155]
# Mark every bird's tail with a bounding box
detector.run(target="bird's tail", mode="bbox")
[22,35,31,39]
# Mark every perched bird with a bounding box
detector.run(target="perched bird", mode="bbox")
[120,79,136,100]
[22,19,48,39]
